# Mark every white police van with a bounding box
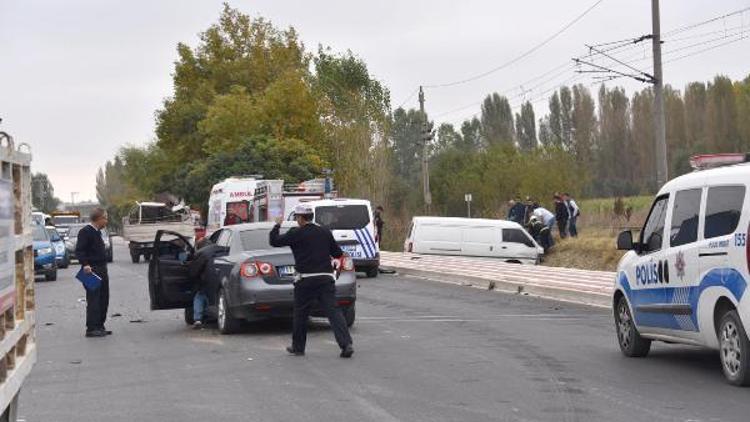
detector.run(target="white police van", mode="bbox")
[305,198,380,278]
[614,153,750,385]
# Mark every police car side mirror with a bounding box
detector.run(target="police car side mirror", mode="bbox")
[617,230,634,251]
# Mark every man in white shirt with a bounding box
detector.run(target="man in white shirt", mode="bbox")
[531,206,556,247]
[564,193,580,237]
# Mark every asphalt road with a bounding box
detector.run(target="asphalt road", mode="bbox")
[20,239,750,422]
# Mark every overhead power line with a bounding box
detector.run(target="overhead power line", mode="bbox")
[663,6,750,36]
[423,0,605,88]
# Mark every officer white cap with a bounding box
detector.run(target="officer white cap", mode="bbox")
[293,204,314,216]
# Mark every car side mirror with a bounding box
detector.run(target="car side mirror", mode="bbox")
[617,230,634,250]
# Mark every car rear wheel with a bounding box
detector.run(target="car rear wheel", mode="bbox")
[344,304,355,327]
[719,310,750,386]
[614,296,650,357]
[184,307,195,326]
[45,269,57,282]
[217,288,241,334]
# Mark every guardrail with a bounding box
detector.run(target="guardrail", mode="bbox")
[380,251,615,308]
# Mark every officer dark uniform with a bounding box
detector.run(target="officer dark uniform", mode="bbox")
[75,208,111,338]
[269,204,354,358]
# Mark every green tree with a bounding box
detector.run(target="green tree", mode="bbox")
[480,93,514,146]
[31,173,60,213]
[571,84,596,164]
[460,117,483,150]
[515,101,536,152]
[559,86,573,149]
[548,92,563,147]
[435,123,463,153]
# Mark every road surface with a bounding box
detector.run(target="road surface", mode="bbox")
[21,240,749,421]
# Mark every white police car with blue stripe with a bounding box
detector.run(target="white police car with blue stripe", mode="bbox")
[305,198,380,278]
[614,153,750,385]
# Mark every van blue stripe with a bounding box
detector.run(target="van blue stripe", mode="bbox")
[354,229,372,259]
[362,227,379,253]
[360,229,375,258]
[359,229,375,258]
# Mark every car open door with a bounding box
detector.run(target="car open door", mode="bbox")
[149,230,195,310]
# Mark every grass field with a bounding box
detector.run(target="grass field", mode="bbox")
[380,195,655,272]
[543,196,653,272]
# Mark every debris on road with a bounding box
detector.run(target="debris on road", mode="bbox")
[111,313,122,317]
[129,318,146,323]
[44,322,54,326]
[69,360,82,365]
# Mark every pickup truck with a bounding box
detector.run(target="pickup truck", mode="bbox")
[121,202,195,263]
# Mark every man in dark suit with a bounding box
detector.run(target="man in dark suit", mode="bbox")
[75,208,111,338]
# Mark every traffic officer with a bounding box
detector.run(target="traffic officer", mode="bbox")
[269,204,354,358]
[75,208,111,338]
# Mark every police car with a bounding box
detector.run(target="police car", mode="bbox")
[614,153,750,385]
[304,198,380,278]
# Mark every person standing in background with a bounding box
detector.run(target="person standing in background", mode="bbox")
[75,208,111,338]
[564,193,580,237]
[507,199,526,225]
[553,194,569,239]
[374,205,385,246]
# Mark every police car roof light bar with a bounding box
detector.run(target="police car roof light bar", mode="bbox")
[689,153,750,171]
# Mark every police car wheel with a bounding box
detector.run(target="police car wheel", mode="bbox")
[719,310,750,386]
[365,267,378,278]
[217,289,240,334]
[615,296,650,357]
[130,252,140,264]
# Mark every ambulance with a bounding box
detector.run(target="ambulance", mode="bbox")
[206,176,261,237]
[252,179,329,222]
[614,153,750,385]
[304,198,380,278]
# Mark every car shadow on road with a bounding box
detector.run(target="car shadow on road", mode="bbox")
[201,317,341,337]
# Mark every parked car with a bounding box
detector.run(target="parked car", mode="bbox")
[33,224,57,281]
[403,217,544,264]
[614,153,750,386]
[148,222,357,334]
[65,223,114,263]
[45,226,69,269]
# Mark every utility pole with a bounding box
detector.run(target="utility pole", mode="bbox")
[419,86,433,214]
[652,0,668,186]
[71,192,79,206]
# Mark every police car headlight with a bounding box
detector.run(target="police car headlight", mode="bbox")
[39,247,53,255]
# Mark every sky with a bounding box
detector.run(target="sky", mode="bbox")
[1,0,749,202]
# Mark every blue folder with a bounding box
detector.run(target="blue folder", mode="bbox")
[76,268,102,291]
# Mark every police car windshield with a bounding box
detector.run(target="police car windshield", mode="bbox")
[315,205,370,230]
[32,225,48,241]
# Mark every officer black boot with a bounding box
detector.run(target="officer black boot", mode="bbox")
[340,344,354,358]
[286,346,304,356]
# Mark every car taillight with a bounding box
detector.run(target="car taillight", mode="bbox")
[342,256,354,271]
[241,262,258,278]
[257,261,275,276]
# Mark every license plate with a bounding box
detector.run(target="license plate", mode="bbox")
[341,245,363,258]
[278,266,296,276]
